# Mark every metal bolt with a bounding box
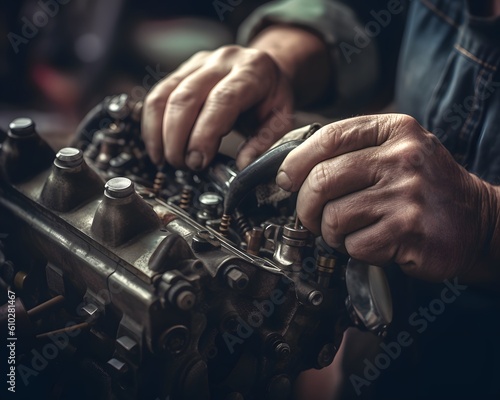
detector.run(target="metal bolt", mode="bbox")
[219,214,231,236]
[107,358,128,375]
[308,290,324,306]
[8,118,35,138]
[116,336,139,356]
[192,235,211,252]
[160,325,189,355]
[274,342,291,359]
[192,230,220,252]
[55,147,83,168]
[225,267,249,290]
[267,334,291,360]
[107,94,130,120]
[199,192,222,208]
[176,290,196,311]
[179,185,193,210]
[105,177,135,198]
[81,303,99,317]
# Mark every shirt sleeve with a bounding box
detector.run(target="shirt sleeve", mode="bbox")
[237,0,405,112]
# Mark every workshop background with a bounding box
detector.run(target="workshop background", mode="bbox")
[0,0,268,147]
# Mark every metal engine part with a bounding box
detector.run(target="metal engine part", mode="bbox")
[0,94,392,400]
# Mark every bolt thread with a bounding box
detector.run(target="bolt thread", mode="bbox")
[220,214,231,236]
[153,171,166,196]
[234,211,252,236]
[179,186,193,210]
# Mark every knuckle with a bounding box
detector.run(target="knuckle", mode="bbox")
[144,90,166,112]
[168,86,198,108]
[345,239,367,262]
[315,124,342,156]
[208,85,239,107]
[393,113,421,134]
[192,50,210,59]
[399,203,424,232]
[308,163,332,195]
[179,51,209,67]
[323,202,342,233]
[214,44,242,58]
[403,139,423,158]
[245,49,273,68]
[145,77,183,110]
[233,68,261,87]
[393,138,426,168]
[322,231,343,249]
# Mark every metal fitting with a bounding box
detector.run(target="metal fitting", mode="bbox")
[105,177,135,198]
[55,147,84,168]
[224,266,249,290]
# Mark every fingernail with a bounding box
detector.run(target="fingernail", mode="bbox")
[186,151,204,171]
[276,170,292,191]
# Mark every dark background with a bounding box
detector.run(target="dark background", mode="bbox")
[0,0,268,143]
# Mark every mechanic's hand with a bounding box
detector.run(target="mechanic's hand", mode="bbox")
[142,45,294,171]
[276,114,499,282]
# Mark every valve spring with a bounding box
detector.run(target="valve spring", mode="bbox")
[219,214,231,236]
[179,186,193,210]
[153,171,166,196]
[234,211,252,236]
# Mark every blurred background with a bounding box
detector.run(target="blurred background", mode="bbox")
[0,0,269,146]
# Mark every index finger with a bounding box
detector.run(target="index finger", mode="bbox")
[275,114,394,192]
[142,52,209,164]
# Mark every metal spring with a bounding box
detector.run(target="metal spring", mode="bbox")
[234,210,252,237]
[153,171,166,196]
[179,186,193,210]
[219,214,231,236]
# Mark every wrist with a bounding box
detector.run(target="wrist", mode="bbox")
[485,183,500,262]
[467,177,500,284]
[249,25,332,107]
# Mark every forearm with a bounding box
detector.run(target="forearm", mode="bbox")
[237,0,382,110]
[249,25,331,107]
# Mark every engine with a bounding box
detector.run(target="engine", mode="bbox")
[0,94,392,399]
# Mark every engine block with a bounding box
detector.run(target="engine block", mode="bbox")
[0,95,391,400]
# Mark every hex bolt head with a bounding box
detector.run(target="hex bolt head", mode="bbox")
[107,357,128,375]
[55,147,83,168]
[105,177,135,198]
[225,267,249,290]
[116,336,139,356]
[81,303,99,317]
